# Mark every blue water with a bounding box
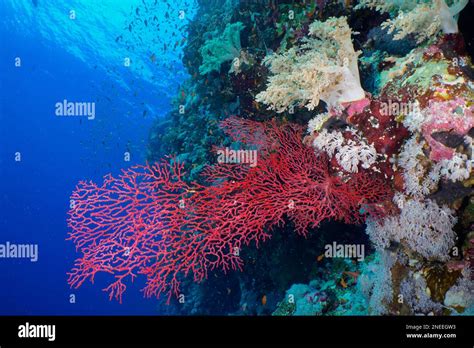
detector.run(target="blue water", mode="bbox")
[0,0,195,314]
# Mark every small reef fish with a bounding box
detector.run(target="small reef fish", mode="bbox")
[343,271,360,283]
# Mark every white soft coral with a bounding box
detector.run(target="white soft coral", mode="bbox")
[307,112,331,134]
[313,129,377,173]
[398,136,437,197]
[336,140,377,173]
[366,196,457,260]
[313,129,345,157]
[437,0,469,34]
[398,135,472,198]
[439,153,472,182]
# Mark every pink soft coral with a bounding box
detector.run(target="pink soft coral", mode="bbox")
[422,98,474,161]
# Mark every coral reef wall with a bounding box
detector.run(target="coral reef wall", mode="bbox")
[68,0,473,316]
[145,0,473,316]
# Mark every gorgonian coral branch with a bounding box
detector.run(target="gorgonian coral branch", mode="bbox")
[67,117,391,303]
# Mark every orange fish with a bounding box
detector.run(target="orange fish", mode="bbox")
[340,278,347,288]
[252,100,260,111]
[261,295,267,306]
[307,7,316,18]
[343,271,360,283]
[317,254,324,262]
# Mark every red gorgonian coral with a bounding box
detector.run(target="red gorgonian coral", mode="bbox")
[67,117,391,303]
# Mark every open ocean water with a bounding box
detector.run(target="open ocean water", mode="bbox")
[0,0,194,314]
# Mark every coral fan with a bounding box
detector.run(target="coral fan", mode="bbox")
[68,117,390,303]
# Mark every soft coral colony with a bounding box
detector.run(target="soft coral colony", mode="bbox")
[68,0,473,315]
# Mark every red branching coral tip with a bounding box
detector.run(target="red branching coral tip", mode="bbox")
[67,117,391,303]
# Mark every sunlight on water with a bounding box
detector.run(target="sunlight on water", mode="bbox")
[2,0,197,93]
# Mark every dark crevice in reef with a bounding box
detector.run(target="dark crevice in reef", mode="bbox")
[458,1,474,59]
[170,220,368,315]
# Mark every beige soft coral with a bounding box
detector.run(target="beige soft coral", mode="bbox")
[255,17,365,113]
[357,0,468,44]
